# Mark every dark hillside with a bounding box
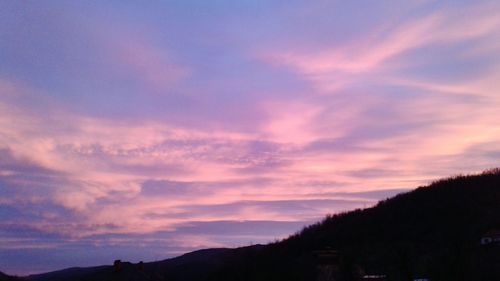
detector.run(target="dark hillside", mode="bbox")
[14,169,500,281]
[0,271,19,281]
[26,246,264,281]
[209,169,500,281]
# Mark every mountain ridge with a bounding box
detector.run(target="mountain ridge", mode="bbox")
[4,169,500,281]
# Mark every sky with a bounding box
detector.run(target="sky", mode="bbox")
[1,0,500,275]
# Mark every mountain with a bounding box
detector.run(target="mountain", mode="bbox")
[0,271,20,281]
[209,169,500,281]
[25,246,264,281]
[12,169,500,281]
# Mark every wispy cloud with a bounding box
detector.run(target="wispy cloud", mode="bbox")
[267,2,500,93]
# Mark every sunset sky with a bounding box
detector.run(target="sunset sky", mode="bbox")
[1,0,500,275]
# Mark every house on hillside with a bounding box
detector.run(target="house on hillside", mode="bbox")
[481,230,500,245]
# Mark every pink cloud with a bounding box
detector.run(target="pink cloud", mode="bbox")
[265,3,500,93]
[2,2,500,244]
[2,68,500,240]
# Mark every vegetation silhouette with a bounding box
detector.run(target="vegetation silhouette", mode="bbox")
[208,169,500,281]
[4,169,500,281]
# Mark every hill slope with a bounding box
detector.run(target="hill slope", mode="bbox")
[16,169,500,281]
[209,169,500,281]
[26,246,264,281]
[0,271,20,281]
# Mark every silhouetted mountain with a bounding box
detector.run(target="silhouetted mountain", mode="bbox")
[25,246,264,281]
[0,271,20,281]
[209,169,500,281]
[26,266,109,281]
[14,169,500,281]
